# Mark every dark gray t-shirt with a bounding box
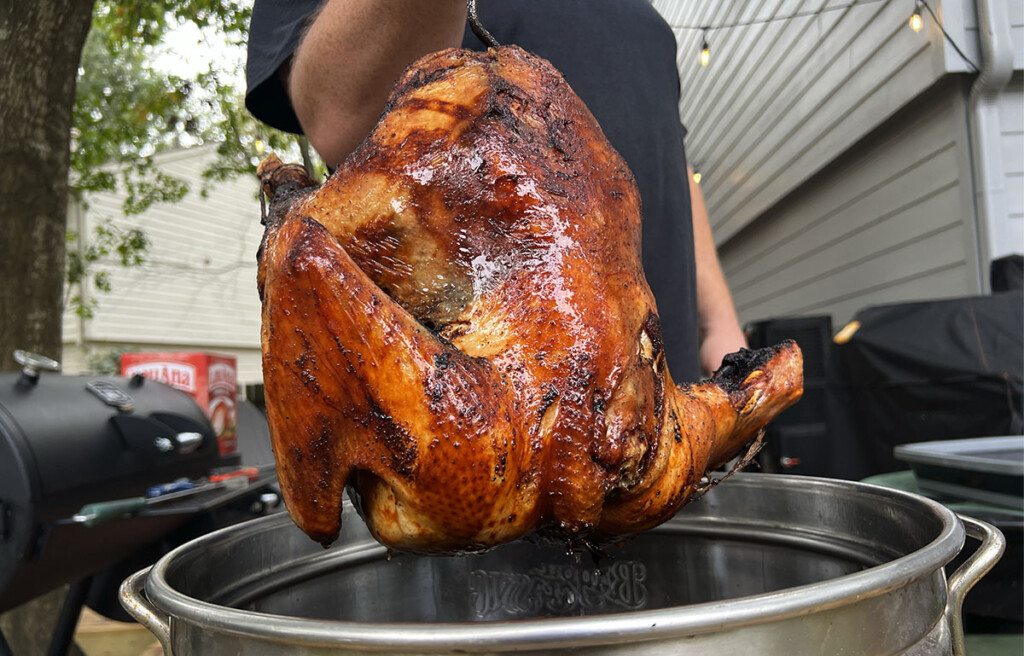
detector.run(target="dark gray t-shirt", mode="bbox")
[246,0,700,381]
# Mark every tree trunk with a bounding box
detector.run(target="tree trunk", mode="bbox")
[0,0,95,371]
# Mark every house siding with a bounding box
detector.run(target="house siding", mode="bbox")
[653,0,957,244]
[997,74,1024,258]
[62,146,265,382]
[959,0,1024,71]
[718,84,981,326]
[1014,0,1024,69]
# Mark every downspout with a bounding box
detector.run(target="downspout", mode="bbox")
[967,0,1014,292]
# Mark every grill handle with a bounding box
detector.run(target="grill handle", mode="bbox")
[120,566,172,655]
[947,513,1006,656]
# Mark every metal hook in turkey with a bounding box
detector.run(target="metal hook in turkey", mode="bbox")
[467,0,500,49]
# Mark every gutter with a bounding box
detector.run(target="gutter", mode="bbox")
[967,0,1015,292]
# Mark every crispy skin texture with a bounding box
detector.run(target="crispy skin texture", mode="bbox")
[257,46,803,553]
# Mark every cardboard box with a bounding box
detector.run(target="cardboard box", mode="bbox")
[121,352,238,456]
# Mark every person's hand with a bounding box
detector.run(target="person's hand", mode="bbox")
[699,321,748,377]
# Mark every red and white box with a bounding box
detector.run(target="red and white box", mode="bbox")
[121,352,238,456]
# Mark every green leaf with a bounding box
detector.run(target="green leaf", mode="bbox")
[64,219,150,314]
[93,270,112,293]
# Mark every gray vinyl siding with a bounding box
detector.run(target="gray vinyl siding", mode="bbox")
[61,146,264,382]
[960,0,1024,70]
[1015,0,1024,69]
[653,0,959,244]
[999,75,1024,257]
[719,84,981,326]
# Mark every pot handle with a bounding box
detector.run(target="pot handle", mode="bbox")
[119,566,173,655]
[946,513,1006,656]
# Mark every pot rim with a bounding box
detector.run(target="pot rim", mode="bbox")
[144,473,964,650]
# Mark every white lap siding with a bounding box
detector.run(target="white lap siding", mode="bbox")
[62,145,265,383]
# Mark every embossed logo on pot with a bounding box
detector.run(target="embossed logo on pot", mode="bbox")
[468,560,647,618]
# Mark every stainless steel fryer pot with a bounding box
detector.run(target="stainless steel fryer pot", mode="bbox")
[121,474,1005,655]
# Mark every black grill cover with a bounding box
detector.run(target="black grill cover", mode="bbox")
[836,291,1023,474]
[991,254,1023,293]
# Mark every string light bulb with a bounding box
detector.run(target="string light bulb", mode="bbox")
[700,31,711,67]
[909,2,923,32]
[255,139,266,153]
[692,171,702,184]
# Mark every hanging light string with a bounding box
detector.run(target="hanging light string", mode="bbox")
[675,0,890,33]
[918,0,980,71]
[684,0,979,73]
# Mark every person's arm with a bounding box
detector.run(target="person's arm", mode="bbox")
[288,0,468,166]
[689,167,747,376]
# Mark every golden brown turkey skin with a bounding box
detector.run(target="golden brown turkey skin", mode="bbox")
[257,46,803,553]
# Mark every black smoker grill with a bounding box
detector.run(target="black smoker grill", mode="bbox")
[0,351,278,653]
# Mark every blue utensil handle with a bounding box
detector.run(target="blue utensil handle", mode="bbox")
[147,478,194,498]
